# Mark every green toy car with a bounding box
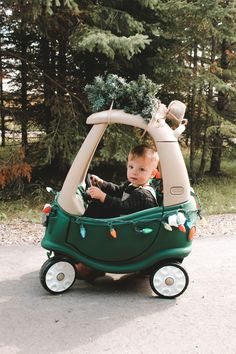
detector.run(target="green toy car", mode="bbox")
[40,103,200,298]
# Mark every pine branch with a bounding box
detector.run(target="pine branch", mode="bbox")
[85,73,160,121]
[2,49,87,111]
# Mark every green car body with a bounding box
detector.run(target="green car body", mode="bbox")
[41,193,199,273]
[40,106,201,297]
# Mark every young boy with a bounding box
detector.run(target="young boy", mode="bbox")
[84,144,159,218]
[76,144,159,280]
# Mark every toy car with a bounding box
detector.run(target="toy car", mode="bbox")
[40,104,200,299]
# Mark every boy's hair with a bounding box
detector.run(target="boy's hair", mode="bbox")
[129,144,159,166]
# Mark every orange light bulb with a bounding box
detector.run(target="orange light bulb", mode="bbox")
[110,228,117,238]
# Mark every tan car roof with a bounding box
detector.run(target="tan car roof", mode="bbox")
[58,109,190,215]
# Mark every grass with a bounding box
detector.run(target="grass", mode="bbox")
[0,175,235,221]
[0,186,55,222]
[193,176,236,215]
[184,149,236,215]
[0,149,235,221]
[0,199,42,222]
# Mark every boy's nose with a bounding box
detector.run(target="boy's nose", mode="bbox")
[130,170,137,176]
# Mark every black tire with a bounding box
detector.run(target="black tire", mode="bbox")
[40,257,76,295]
[150,263,189,299]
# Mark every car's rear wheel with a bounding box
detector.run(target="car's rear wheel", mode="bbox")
[150,263,189,299]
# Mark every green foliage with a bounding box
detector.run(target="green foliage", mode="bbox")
[84,74,128,112]
[193,71,236,96]
[26,0,79,18]
[2,0,236,189]
[85,73,160,121]
[207,121,236,139]
[70,27,150,60]
[98,125,142,163]
[44,96,85,164]
[89,5,145,35]
[136,0,159,9]
[123,75,160,119]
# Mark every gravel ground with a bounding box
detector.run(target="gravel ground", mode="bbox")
[0,214,235,246]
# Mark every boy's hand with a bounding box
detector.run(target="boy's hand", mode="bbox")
[90,175,104,187]
[87,186,106,202]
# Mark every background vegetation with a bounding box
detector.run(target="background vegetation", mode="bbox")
[0,0,235,218]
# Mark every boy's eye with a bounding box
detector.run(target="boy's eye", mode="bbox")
[140,168,145,172]
[128,165,133,169]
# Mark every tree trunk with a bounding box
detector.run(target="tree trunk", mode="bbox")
[189,92,196,181]
[199,34,216,177]
[189,41,198,181]
[209,130,223,175]
[57,37,66,96]
[49,35,68,172]
[197,96,207,178]
[41,37,52,133]
[209,38,228,175]
[0,33,5,147]
[20,30,28,149]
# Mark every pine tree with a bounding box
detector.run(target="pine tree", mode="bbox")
[152,0,236,178]
[1,0,236,185]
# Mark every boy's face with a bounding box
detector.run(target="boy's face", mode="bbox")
[127,154,157,187]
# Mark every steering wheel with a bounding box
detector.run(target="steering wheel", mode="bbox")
[76,173,92,205]
[85,173,92,189]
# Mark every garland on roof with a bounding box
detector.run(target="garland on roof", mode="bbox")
[85,74,161,122]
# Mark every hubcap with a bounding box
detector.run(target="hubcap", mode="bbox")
[165,277,174,286]
[46,261,75,293]
[57,272,65,281]
[152,265,187,297]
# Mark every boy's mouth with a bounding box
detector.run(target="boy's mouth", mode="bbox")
[129,177,137,182]
[129,177,140,186]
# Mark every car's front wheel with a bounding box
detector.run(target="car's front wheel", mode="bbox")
[40,257,76,294]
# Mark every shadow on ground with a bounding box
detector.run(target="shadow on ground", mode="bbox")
[0,256,175,354]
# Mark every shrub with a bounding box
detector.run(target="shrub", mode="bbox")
[0,148,32,190]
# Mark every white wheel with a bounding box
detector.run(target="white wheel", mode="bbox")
[150,263,189,299]
[40,258,76,294]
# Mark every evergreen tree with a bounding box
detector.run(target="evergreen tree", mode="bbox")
[1,0,236,189]
[152,0,236,178]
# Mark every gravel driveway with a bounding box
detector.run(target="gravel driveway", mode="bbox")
[0,214,235,245]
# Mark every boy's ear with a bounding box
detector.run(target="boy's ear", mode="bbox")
[151,168,158,177]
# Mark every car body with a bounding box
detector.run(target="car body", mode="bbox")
[40,107,200,298]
